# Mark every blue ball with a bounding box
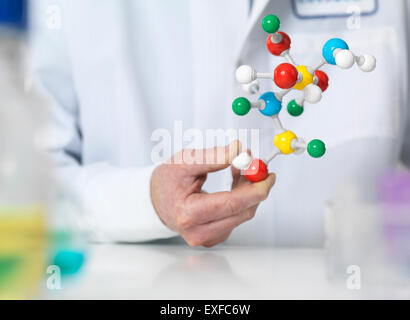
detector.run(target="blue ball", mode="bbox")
[258,92,282,117]
[322,38,349,65]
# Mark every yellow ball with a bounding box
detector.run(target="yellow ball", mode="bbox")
[293,65,314,91]
[274,131,297,154]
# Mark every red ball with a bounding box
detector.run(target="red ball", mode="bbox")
[245,159,269,183]
[274,63,299,89]
[266,31,291,56]
[314,70,329,92]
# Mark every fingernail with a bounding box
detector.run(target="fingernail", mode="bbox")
[228,140,242,162]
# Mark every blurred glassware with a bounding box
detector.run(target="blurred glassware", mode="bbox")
[325,173,410,299]
[379,171,410,277]
[48,188,87,278]
[0,0,87,299]
[0,0,50,299]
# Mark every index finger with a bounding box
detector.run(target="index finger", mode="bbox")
[173,140,241,175]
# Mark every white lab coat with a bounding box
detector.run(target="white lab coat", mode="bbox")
[29,0,410,246]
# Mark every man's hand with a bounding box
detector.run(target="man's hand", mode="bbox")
[150,141,276,247]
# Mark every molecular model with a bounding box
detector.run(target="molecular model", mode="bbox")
[232,14,376,183]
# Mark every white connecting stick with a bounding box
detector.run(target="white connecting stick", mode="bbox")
[264,147,281,164]
[281,50,297,66]
[291,138,307,155]
[272,115,285,132]
[275,89,292,102]
[251,100,266,110]
[309,58,327,73]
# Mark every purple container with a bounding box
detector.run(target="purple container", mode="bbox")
[379,172,410,268]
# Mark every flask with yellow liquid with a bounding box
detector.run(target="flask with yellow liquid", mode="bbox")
[0,0,52,299]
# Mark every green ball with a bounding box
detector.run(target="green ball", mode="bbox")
[287,100,304,117]
[262,14,280,34]
[307,140,326,158]
[232,97,251,116]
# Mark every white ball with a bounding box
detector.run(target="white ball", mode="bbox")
[242,80,260,94]
[235,65,256,84]
[358,54,376,72]
[335,49,355,69]
[304,84,322,104]
[232,152,253,170]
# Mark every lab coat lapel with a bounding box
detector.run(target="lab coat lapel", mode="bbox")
[236,0,270,64]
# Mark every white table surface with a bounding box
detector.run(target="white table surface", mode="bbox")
[44,243,408,300]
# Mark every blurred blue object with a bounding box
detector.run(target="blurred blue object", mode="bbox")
[0,0,26,29]
[53,249,85,276]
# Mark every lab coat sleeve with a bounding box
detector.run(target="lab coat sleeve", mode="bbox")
[29,0,177,242]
